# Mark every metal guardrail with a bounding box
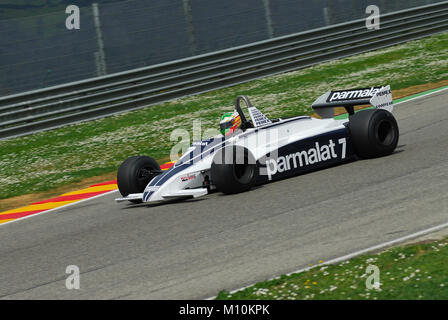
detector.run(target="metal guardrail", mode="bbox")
[1,1,447,139]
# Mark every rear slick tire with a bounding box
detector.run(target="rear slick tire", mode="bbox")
[349,109,399,158]
[211,146,258,194]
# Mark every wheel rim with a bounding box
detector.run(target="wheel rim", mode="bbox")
[233,154,255,184]
[136,166,157,188]
[376,119,396,146]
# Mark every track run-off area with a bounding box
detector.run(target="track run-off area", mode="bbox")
[0,88,447,299]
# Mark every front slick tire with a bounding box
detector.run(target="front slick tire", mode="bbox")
[349,109,399,159]
[117,155,161,203]
[211,145,258,195]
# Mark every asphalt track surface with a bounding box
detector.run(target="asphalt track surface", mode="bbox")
[1,90,448,299]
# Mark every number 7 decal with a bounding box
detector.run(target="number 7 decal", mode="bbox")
[338,138,347,159]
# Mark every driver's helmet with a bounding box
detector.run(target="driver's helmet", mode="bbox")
[220,111,241,136]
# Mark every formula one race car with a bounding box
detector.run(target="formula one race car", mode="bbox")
[116,85,398,204]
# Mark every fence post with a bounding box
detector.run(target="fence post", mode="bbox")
[183,0,197,56]
[323,7,330,25]
[324,0,334,25]
[92,3,107,76]
[263,0,274,38]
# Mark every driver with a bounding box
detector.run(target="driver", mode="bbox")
[220,110,241,136]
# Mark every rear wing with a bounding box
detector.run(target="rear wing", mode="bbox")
[311,85,393,119]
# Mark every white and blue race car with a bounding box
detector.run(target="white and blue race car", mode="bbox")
[116,85,398,204]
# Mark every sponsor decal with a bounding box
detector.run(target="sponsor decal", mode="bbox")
[375,87,391,97]
[192,141,209,146]
[180,173,197,182]
[265,138,346,180]
[370,85,393,112]
[374,102,392,109]
[328,87,381,102]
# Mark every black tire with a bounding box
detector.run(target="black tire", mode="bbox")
[117,156,161,203]
[349,109,399,158]
[211,145,258,194]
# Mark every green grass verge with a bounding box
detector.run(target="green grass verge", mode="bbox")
[1,32,447,200]
[215,237,448,300]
